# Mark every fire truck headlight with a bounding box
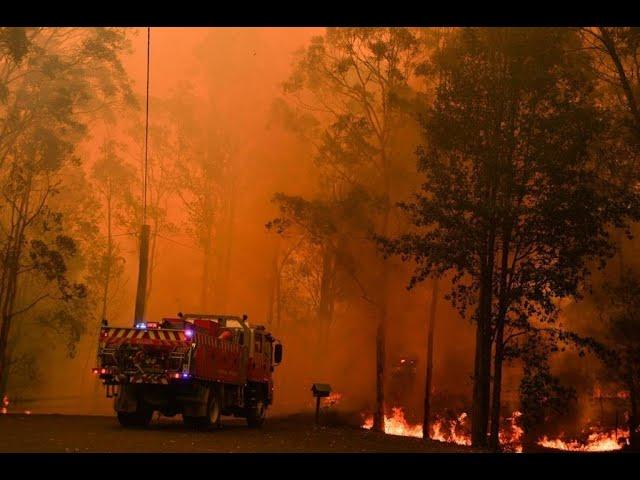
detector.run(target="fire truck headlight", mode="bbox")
[185,329,193,338]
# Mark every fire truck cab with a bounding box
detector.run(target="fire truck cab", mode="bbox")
[92,313,283,429]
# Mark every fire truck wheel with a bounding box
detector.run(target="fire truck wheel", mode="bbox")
[117,408,153,428]
[183,391,221,429]
[246,400,267,428]
[207,393,221,427]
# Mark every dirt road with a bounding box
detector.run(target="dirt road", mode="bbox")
[0,413,477,453]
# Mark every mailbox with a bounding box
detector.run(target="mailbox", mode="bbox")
[311,383,332,425]
[311,383,332,398]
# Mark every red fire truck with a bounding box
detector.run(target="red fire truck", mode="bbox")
[92,313,283,428]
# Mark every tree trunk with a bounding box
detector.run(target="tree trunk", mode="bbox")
[373,309,387,432]
[0,182,28,398]
[100,191,113,322]
[316,245,336,377]
[472,228,496,448]
[0,244,21,399]
[266,242,280,327]
[489,318,505,451]
[275,263,282,328]
[422,278,439,440]
[471,309,491,448]
[373,220,390,433]
[627,367,639,450]
[200,238,212,311]
[0,313,13,399]
[489,226,511,451]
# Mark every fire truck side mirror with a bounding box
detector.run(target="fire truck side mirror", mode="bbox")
[274,344,283,364]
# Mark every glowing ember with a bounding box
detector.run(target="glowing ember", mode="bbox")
[1,395,8,414]
[322,392,343,408]
[538,429,629,452]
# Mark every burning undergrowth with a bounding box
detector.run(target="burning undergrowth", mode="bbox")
[361,408,522,452]
[359,404,629,452]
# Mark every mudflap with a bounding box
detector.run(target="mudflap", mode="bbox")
[179,382,209,418]
[114,384,138,413]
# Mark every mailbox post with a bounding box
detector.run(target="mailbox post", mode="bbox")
[311,383,332,426]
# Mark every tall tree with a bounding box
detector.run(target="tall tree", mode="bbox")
[422,277,439,440]
[90,137,135,323]
[0,27,133,397]
[381,28,640,448]
[281,27,419,430]
[174,124,229,310]
[267,188,374,363]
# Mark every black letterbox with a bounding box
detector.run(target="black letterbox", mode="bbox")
[311,383,332,398]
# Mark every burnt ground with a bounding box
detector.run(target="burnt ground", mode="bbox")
[0,412,480,453]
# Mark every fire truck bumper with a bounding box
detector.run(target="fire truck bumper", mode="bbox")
[114,382,209,416]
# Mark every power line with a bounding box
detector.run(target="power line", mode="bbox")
[155,233,200,251]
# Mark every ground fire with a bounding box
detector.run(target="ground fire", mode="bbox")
[361,407,628,452]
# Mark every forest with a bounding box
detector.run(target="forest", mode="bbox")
[1,27,640,452]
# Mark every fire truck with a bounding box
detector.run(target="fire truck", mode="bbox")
[92,313,283,429]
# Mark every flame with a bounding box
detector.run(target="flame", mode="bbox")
[431,412,472,445]
[361,407,627,452]
[538,429,629,452]
[498,411,524,453]
[1,395,8,414]
[362,408,471,444]
[322,392,343,408]
[363,407,423,438]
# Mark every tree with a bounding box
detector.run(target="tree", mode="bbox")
[281,27,420,431]
[581,28,640,145]
[422,277,439,440]
[267,188,375,364]
[591,268,640,449]
[90,137,135,323]
[518,332,576,446]
[0,27,133,397]
[173,122,230,310]
[381,27,640,448]
[121,114,178,309]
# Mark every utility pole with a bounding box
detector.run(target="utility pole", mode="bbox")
[133,27,152,326]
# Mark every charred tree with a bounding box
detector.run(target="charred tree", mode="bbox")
[422,278,439,439]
